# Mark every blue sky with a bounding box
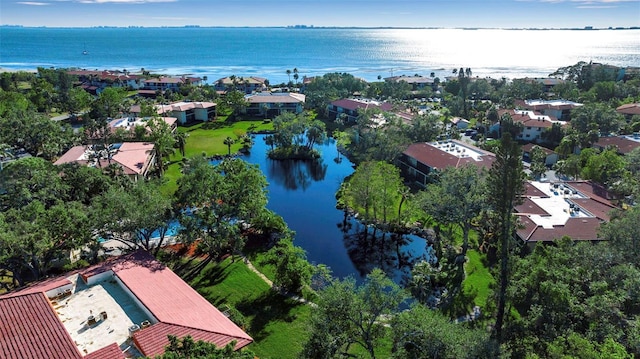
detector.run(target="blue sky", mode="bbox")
[1,0,639,28]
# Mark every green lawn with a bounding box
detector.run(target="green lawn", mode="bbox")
[184,257,312,359]
[463,249,495,309]
[160,119,274,195]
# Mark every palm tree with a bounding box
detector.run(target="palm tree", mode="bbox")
[175,132,189,157]
[293,68,299,87]
[223,136,235,156]
[286,69,292,85]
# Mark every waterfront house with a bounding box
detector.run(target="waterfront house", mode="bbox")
[244,92,306,117]
[68,69,144,94]
[398,140,495,187]
[214,76,268,94]
[157,101,217,124]
[0,250,252,359]
[384,75,436,91]
[142,76,202,92]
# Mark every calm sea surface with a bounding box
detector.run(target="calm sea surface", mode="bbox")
[1,27,639,84]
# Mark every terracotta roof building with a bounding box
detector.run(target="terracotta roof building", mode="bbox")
[616,103,640,119]
[108,116,178,137]
[327,98,394,123]
[214,76,267,94]
[520,99,583,121]
[398,140,495,187]
[143,76,202,92]
[0,250,252,359]
[593,135,640,155]
[244,92,306,117]
[54,142,156,181]
[515,181,618,246]
[494,109,566,143]
[384,75,435,91]
[522,143,558,166]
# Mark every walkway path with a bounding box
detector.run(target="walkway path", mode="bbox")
[239,254,314,306]
[240,255,273,287]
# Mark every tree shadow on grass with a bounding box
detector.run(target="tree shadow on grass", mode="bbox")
[188,259,230,290]
[236,290,303,342]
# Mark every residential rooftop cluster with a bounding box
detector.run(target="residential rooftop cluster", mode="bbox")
[0,250,252,359]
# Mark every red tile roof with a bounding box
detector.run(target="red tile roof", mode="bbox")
[83,343,125,359]
[616,103,640,116]
[522,181,550,198]
[0,293,83,359]
[1,250,251,359]
[497,109,557,128]
[89,250,252,356]
[330,98,393,112]
[594,136,640,155]
[517,216,604,242]
[403,141,495,171]
[515,181,618,243]
[54,142,155,177]
[3,276,72,298]
[246,92,305,104]
[522,143,555,156]
[133,323,252,358]
[515,198,550,216]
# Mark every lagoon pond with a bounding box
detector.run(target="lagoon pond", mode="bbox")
[241,135,432,282]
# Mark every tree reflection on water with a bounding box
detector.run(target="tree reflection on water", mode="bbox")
[264,157,328,191]
[338,213,432,284]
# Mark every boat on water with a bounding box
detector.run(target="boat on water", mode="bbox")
[82,43,88,55]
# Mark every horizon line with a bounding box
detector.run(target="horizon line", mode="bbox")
[1,25,639,30]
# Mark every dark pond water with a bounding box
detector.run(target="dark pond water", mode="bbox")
[239,134,432,283]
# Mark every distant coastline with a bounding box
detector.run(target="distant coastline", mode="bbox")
[1,24,639,31]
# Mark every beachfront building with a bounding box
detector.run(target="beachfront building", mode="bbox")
[142,76,202,92]
[493,109,566,143]
[0,250,252,359]
[384,75,436,91]
[67,69,144,94]
[54,142,156,181]
[515,181,617,247]
[398,139,495,188]
[214,76,268,94]
[527,78,566,93]
[244,92,306,117]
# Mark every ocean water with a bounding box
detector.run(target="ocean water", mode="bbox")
[1,27,639,84]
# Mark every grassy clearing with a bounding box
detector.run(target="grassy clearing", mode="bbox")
[463,249,495,309]
[160,118,274,195]
[181,257,311,359]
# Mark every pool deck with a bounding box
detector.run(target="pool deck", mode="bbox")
[52,274,146,357]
